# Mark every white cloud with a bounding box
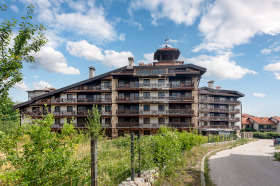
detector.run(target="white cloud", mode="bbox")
[261,41,280,55]
[129,0,204,26]
[103,50,134,68]
[33,76,39,78]
[196,0,280,51]
[21,0,117,43]
[253,93,266,98]
[10,5,19,12]
[33,80,52,90]
[274,72,280,80]
[144,53,154,62]
[32,46,80,75]
[119,34,126,41]
[66,40,104,61]
[123,19,144,30]
[14,81,30,91]
[261,48,271,55]
[263,63,280,72]
[185,53,257,80]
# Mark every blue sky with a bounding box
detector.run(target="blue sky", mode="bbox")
[3,0,280,117]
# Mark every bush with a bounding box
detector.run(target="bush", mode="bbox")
[253,132,280,139]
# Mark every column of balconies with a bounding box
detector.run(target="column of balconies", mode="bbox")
[198,98,240,105]
[198,107,240,113]
[198,116,240,122]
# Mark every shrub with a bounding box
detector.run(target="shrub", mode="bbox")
[253,132,280,139]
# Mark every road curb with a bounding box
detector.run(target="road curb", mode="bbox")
[200,141,236,186]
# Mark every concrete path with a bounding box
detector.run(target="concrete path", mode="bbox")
[209,139,280,186]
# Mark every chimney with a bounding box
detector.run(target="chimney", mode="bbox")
[207,80,214,89]
[215,86,221,90]
[89,66,95,78]
[128,56,134,66]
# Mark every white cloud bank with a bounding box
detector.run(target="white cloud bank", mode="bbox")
[32,47,80,75]
[196,0,280,51]
[253,93,266,98]
[33,80,52,90]
[186,53,257,80]
[103,50,134,68]
[14,81,30,91]
[263,62,280,80]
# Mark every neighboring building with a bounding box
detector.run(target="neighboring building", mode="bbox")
[242,114,279,132]
[27,87,56,100]
[198,81,244,135]
[14,47,207,137]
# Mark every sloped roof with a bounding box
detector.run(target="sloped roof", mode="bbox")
[242,113,253,118]
[242,118,253,125]
[272,117,280,121]
[249,117,277,125]
[199,86,244,97]
[13,63,206,109]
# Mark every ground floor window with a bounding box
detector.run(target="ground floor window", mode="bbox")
[118,130,124,137]
[144,130,150,135]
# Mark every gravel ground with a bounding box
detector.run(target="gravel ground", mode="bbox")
[209,139,280,186]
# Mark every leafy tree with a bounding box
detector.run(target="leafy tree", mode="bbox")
[86,106,104,139]
[0,4,47,99]
[0,96,19,133]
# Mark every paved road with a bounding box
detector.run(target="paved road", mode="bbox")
[209,139,280,186]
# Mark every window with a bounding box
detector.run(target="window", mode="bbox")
[143,79,150,85]
[103,82,111,88]
[54,106,60,112]
[67,106,73,112]
[158,117,165,124]
[158,79,165,85]
[67,94,73,99]
[130,105,139,110]
[143,92,150,98]
[171,92,181,97]
[144,130,150,135]
[105,94,111,100]
[105,106,111,111]
[130,80,139,88]
[144,105,150,111]
[67,118,73,124]
[158,92,165,97]
[171,80,180,87]
[267,125,272,129]
[78,106,86,111]
[118,93,125,98]
[55,118,60,124]
[105,118,111,124]
[55,94,60,98]
[130,92,139,99]
[32,107,39,112]
[158,105,165,111]
[185,79,192,85]
[78,94,86,99]
[144,118,150,124]
[259,125,264,129]
[204,121,208,125]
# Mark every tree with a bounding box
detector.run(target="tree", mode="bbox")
[0,5,47,99]
[86,106,104,138]
[0,96,19,133]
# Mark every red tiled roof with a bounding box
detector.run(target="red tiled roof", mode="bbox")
[272,117,280,121]
[250,117,277,125]
[242,118,253,125]
[242,113,253,118]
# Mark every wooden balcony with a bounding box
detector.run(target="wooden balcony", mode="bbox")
[51,123,111,129]
[198,98,240,105]
[198,116,240,122]
[199,108,240,113]
[116,96,194,103]
[116,109,194,116]
[65,85,111,92]
[35,98,112,105]
[115,83,194,90]
[116,122,194,128]
[198,125,240,130]
[24,110,112,117]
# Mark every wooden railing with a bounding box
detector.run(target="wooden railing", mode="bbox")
[69,85,111,91]
[115,83,194,89]
[198,116,240,122]
[116,122,194,128]
[198,125,240,130]
[198,108,240,113]
[51,123,111,129]
[199,98,240,104]
[116,96,194,102]
[116,109,194,115]
[24,110,112,116]
[36,98,112,104]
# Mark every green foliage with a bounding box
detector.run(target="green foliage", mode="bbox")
[0,4,47,98]
[0,96,19,134]
[0,113,86,185]
[86,105,104,139]
[253,132,280,139]
[274,152,280,161]
[241,128,256,132]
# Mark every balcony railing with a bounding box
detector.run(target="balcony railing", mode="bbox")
[24,110,112,117]
[115,83,194,89]
[199,98,240,105]
[198,125,240,130]
[36,98,112,104]
[116,122,194,128]
[116,109,194,115]
[198,116,240,122]
[69,85,111,91]
[51,123,111,129]
[198,108,240,113]
[116,96,194,102]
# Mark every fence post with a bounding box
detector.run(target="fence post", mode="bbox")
[137,133,141,177]
[131,133,135,181]
[91,137,97,186]
[208,135,210,143]
[212,135,214,143]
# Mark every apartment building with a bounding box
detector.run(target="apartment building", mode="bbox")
[14,47,207,137]
[242,114,280,133]
[198,81,244,135]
